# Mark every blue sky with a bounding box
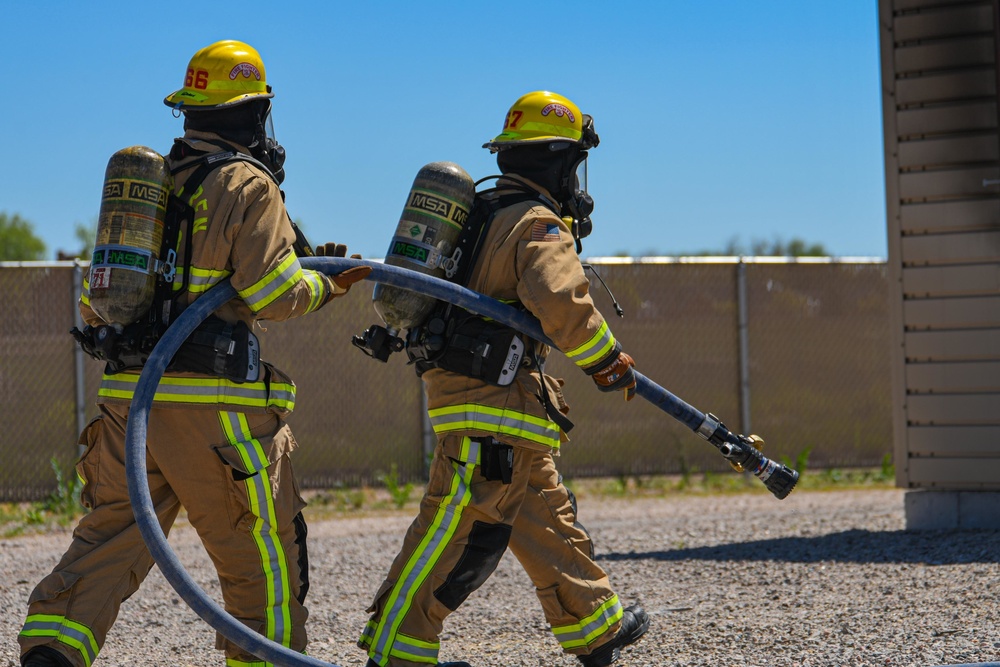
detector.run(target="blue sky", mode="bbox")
[2,1,886,260]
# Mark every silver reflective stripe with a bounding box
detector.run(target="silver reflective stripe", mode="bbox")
[20,615,99,667]
[370,453,474,662]
[302,270,327,312]
[220,412,292,649]
[98,374,296,411]
[566,320,616,368]
[390,632,440,663]
[240,254,302,312]
[552,595,623,649]
[428,404,560,448]
[184,267,231,293]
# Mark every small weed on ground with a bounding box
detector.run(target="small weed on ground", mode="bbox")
[3,462,897,534]
[1,458,87,537]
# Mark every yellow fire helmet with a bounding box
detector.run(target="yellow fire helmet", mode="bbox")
[164,40,274,110]
[483,90,598,152]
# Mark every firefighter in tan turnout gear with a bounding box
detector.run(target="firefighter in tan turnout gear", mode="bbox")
[359,91,649,667]
[18,40,369,667]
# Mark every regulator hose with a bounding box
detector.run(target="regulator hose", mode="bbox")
[125,256,796,665]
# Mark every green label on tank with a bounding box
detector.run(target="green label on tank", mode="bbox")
[92,245,153,274]
[391,240,430,264]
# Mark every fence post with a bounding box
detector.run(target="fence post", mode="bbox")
[737,259,752,433]
[73,261,86,456]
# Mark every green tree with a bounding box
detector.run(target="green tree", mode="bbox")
[0,212,46,260]
[750,236,828,257]
[71,218,98,260]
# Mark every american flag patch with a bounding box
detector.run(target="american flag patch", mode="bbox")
[531,221,561,243]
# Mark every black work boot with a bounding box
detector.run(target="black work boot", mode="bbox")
[577,605,650,667]
[21,646,74,667]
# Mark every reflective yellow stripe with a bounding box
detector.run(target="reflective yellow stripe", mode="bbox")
[551,594,623,650]
[239,252,302,312]
[220,412,293,651]
[367,437,473,665]
[428,404,560,448]
[20,614,99,667]
[180,266,232,294]
[98,372,295,412]
[80,275,91,307]
[302,270,327,313]
[565,320,616,368]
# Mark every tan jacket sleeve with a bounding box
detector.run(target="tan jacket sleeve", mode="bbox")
[513,209,621,371]
[212,166,336,322]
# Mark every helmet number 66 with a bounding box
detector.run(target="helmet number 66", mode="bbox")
[185,68,210,90]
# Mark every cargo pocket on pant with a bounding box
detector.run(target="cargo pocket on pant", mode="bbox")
[27,569,82,606]
[535,583,570,631]
[213,420,297,532]
[75,416,103,510]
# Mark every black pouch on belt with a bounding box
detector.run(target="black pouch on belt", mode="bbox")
[168,315,261,383]
[478,437,514,484]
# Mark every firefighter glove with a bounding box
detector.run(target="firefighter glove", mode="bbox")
[315,242,370,299]
[315,242,350,257]
[589,349,637,401]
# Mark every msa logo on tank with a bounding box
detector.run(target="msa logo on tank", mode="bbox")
[103,178,169,209]
[388,187,472,270]
[92,244,154,273]
[391,240,431,264]
[406,189,470,228]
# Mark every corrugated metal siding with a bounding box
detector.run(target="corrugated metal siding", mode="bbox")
[880,0,1000,489]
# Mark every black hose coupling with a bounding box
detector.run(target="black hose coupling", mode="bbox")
[352,324,404,362]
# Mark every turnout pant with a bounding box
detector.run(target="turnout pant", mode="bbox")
[18,402,309,667]
[360,434,624,667]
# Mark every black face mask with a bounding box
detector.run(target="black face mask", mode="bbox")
[497,144,596,253]
[184,99,286,185]
[254,137,286,185]
[562,151,594,252]
[250,103,286,185]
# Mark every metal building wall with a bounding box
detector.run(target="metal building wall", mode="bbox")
[879,0,1000,491]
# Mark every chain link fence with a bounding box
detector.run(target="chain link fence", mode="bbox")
[0,259,891,501]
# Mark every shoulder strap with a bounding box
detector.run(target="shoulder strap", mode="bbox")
[449,185,557,288]
[169,139,314,257]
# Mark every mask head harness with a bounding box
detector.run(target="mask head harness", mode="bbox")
[181,96,286,185]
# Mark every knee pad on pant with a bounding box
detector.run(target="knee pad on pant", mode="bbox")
[434,520,511,611]
[293,511,309,604]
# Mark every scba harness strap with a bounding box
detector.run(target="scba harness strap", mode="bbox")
[404,185,574,433]
[72,142,276,383]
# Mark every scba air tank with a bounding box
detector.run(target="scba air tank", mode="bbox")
[373,161,475,332]
[88,146,173,328]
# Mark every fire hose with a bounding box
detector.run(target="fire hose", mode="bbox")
[124,256,798,666]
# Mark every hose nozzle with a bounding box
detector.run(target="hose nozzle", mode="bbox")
[720,437,798,500]
[698,414,799,500]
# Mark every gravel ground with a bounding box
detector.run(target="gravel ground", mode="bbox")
[2,488,998,667]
